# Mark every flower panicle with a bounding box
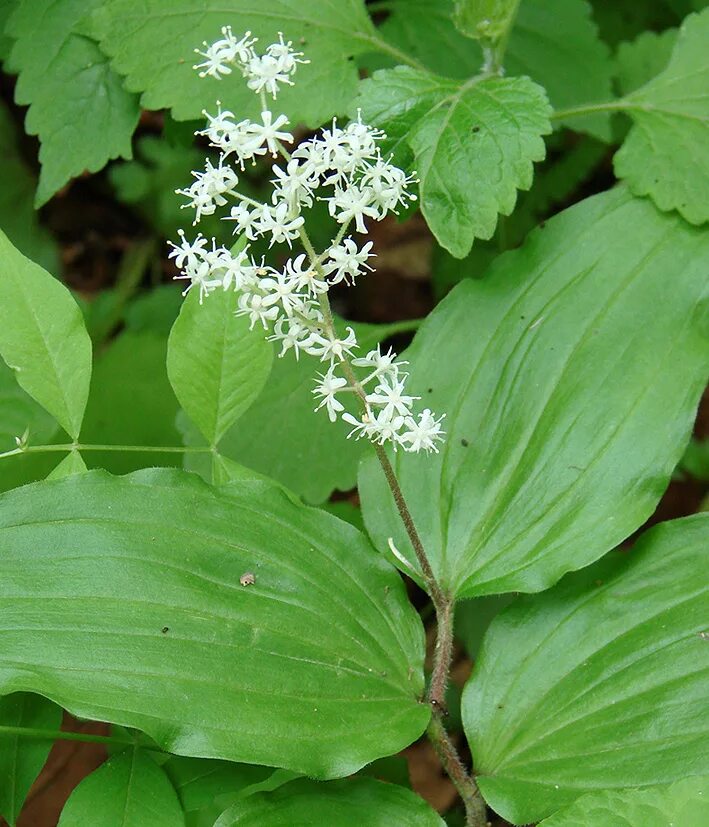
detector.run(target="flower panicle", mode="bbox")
[170,29,444,455]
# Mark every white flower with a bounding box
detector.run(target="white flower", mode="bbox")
[169,235,225,303]
[176,156,239,223]
[258,267,303,316]
[307,326,358,363]
[225,203,262,240]
[322,238,375,285]
[366,375,419,420]
[167,230,208,269]
[352,346,405,383]
[361,157,418,216]
[247,111,292,158]
[399,409,446,453]
[342,409,405,446]
[219,246,259,291]
[285,253,328,295]
[313,367,348,422]
[257,202,304,247]
[236,290,280,329]
[271,159,318,210]
[193,28,257,78]
[326,183,379,233]
[268,316,317,359]
[245,33,307,98]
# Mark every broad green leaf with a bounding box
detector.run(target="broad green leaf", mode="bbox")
[452,0,520,42]
[0,100,58,272]
[91,0,380,127]
[46,451,87,480]
[214,777,445,826]
[6,0,140,205]
[614,9,709,224]
[0,231,92,439]
[81,332,181,475]
[615,29,678,96]
[538,776,709,827]
[164,756,275,827]
[359,187,709,599]
[377,0,613,141]
[181,320,418,503]
[58,749,184,827]
[0,469,427,776]
[0,692,62,825]
[454,595,514,660]
[167,288,273,446]
[356,68,551,257]
[463,514,709,823]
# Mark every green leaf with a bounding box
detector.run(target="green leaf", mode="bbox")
[213,777,445,826]
[167,288,273,446]
[615,28,678,96]
[81,332,181,474]
[0,231,92,439]
[0,693,62,825]
[58,748,184,827]
[359,187,709,598]
[181,320,417,503]
[614,9,709,224]
[376,0,614,141]
[538,776,709,827]
[452,0,520,42]
[0,0,18,60]
[91,0,379,127]
[356,68,551,257]
[463,514,709,823]
[0,100,58,272]
[46,451,87,480]
[0,468,427,776]
[6,0,140,205]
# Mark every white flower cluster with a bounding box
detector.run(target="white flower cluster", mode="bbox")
[170,30,445,454]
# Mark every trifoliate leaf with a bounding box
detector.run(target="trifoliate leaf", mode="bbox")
[356,67,551,258]
[377,0,614,141]
[463,515,709,823]
[615,28,678,96]
[90,0,382,127]
[614,9,709,224]
[359,188,709,599]
[6,0,140,205]
[538,777,709,827]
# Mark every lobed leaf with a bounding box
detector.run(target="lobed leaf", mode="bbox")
[0,469,428,776]
[356,67,551,257]
[463,514,709,823]
[359,187,709,598]
[6,0,140,205]
[0,231,92,440]
[614,8,709,224]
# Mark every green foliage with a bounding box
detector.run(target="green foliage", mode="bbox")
[538,776,709,826]
[91,0,381,127]
[0,231,92,439]
[6,0,140,205]
[46,449,87,479]
[213,777,445,826]
[0,693,62,825]
[377,0,614,141]
[356,68,551,257]
[463,514,709,823]
[0,101,58,272]
[359,188,709,598]
[167,287,273,446]
[615,28,678,96]
[0,468,428,776]
[614,9,709,224]
[58,749,184,827]
[452,0,521,43]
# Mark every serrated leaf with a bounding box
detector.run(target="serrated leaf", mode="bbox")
[0,468,428,776]
[614,9,709,224]
[615,28,678,96]
[463,514,709,823]
[167,288,273,446]
[538,776,709,827]
[359,187,709,599]
[58,749,184,827]
[91,0,380,127]
[214,777,445,826]
[377,0,614,141]
[356,67,551,257]
[6,0,140,205]
[0,100,58,272]
[0,693,62,825]
[0,231,92,439]
[181,319,418,503]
